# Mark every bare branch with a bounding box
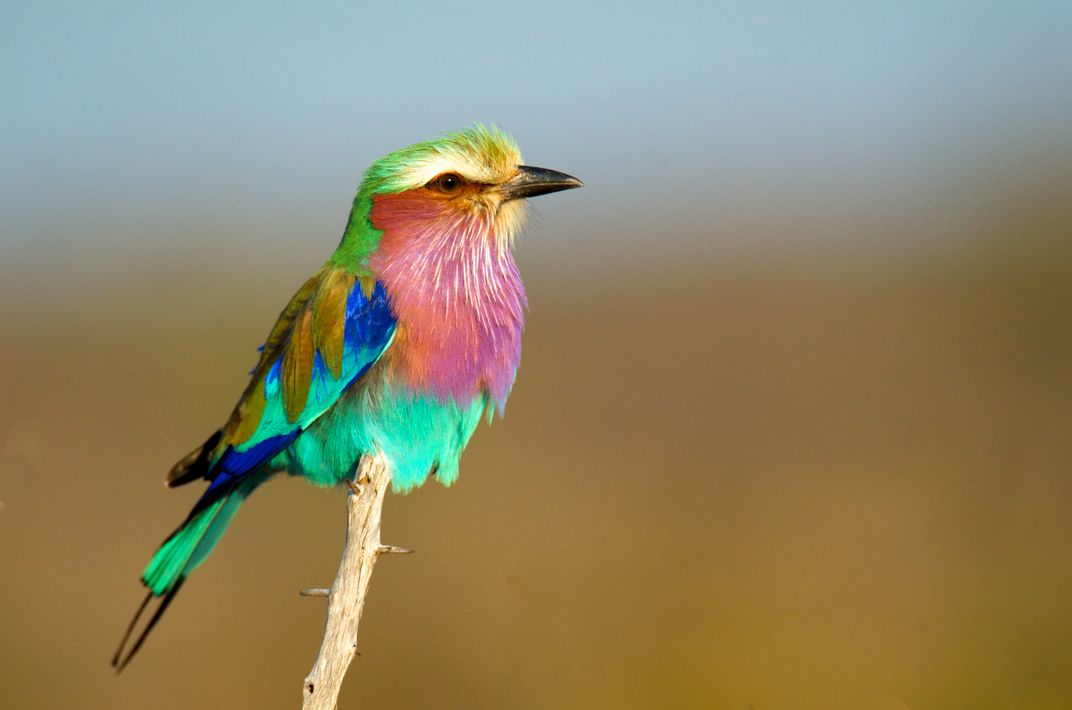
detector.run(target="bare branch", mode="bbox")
[302,454,402,709]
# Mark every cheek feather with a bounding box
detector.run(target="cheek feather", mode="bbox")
[369,190,523,255]
[369,191,455,229]
[494,199,528,249]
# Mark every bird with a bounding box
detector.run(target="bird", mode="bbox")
[112,125,582,671]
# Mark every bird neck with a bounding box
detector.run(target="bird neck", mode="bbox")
[331,188,381,271]
[367,191,527,409]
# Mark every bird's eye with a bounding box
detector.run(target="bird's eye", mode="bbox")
[431,173,463,193]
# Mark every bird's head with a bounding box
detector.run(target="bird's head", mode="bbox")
[338,125,581,264]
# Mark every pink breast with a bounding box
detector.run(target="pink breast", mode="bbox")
[369,192,527,408]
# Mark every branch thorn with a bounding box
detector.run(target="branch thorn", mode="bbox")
[377,544,414,555]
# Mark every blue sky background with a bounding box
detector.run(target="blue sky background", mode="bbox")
[3,1,1071,288]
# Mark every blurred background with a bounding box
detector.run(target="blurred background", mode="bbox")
[3,2,1072,708]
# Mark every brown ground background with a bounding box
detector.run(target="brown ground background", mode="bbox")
[3,163,1072,709]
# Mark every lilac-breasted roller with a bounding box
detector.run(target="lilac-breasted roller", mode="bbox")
[112,125,582,670]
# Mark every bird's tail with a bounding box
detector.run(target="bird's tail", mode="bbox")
[112,485,247,672]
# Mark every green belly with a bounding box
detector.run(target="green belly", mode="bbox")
[273,379,493,492]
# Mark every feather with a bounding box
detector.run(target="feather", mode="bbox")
[312,271,352,379]
[166,429,222,487]
[282,307,314,422]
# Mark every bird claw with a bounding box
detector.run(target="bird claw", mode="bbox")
[346,468,373,496]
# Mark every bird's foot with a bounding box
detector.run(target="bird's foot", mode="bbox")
[346,468,373,496]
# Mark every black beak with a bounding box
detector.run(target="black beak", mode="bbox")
[500,165,584,201]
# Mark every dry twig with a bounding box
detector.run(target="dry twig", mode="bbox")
[301,454,411,709]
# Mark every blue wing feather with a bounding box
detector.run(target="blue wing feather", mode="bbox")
[186,276,395,512]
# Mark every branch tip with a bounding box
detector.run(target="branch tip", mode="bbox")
[301,588,331,597]
[377,544,414,555]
